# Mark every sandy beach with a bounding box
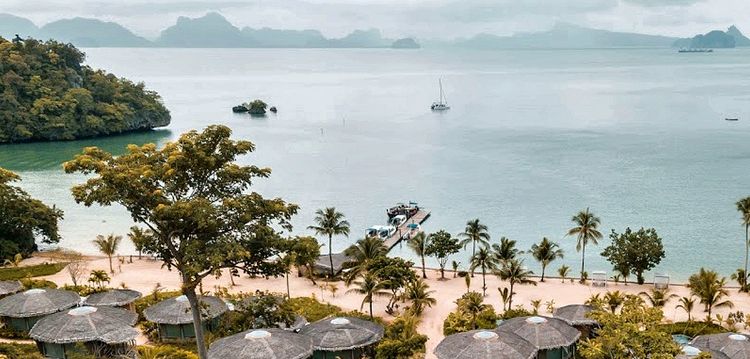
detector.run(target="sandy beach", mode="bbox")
[24,253,750,359]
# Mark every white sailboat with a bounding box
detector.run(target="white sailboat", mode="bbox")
[431,79,450,111]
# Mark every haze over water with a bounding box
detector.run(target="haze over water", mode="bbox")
[2,47,750,281]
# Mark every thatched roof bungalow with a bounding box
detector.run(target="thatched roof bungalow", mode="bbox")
[0,281,22,297]
[143,295,228,341]
[0,288,80,332]
[553,304,598,338]
[497,316,580,359]
[29,306,138,359]
[298,317,383,359]
[208,328,313,359]
[434,329,536,359]
[691,333,750,358]
[84,289,142,310]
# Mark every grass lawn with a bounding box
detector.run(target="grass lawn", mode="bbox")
[0,262,68,280]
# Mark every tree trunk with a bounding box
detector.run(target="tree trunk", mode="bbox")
[481,268,486,296]
[745,225,749,291]
[286,272,291,299]
[508,281,514,309]
[184,287,209,359]
[541,263,546,282]
[580,243,586,279]
[471,241,476,278]
[328,234,334,278]
[440,265,445,279]
[138,250,142,260]
[108,255,114,274]
[369,300,374,319]
[421,255,426,279]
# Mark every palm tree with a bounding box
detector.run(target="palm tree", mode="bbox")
[558,265,570,283]
[496,259,536,309]
[731,269,748,292]
[403,278,436,316]
[342,237,387,285]
[687,268,734,318]
[676,296,696,321]
[88,269,110,289]
[457,292,488,330]
[92,234,122,274]
[530,237,564,282]
[460,219,490,277]
[603,291,625,313]
[639,288,677,308]
[127,226,151,260]
[470,248,498,296]
[346,273,389,319]
[737,197,750,291]
[492,237,520,265]
[408,232,430,279]
[308,207,350,278]
[567,208,602,280]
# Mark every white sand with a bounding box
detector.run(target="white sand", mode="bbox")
[31,255,750,359]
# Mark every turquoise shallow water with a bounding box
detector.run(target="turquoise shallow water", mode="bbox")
[2,47,750,281]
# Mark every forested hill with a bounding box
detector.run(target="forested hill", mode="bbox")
[0,37,170,143]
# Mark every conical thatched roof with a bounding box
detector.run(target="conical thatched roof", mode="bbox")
[29,306,138,345]
[497,316,580,350]
[298,317,383,351]
[676,345,729,359]
[0,281,22,296]
[691,333,750,358]
[208,328,313,359]
[0,288,80,318]
[84,289,142,307]
[553,304,597,326]
[434,329,537,359]
[143,295,228,325]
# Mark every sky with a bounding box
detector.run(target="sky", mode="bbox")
[1,0,748,40]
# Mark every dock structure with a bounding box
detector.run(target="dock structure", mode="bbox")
[382,209,431,250]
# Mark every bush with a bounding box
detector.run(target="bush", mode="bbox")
[0,342,44,359]
[376,315,427,359]
[62,285,110,296]
[658,321,728,337]
[0,262,67,280]
[501,307,533,320]
[20,278,57,289]
[137,345,198,359]
[213,292,296,337]
[287,296,342,322]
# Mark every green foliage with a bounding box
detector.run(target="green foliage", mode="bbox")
[19,278,57,289]
[367,256,416,314]
[530,237,564,282]
[0,262,67,280]
[213,291,295,337]
[61,284,109,296]
[286,296,342,322]
[0,168,63,260]
[375,315,428,359]
[425,230,461,279]
[442,292,499,335]
[0,37,170,143]
[137,345,199,359]
[283,236,321,285]
[0,326,31,340]
[567,208,602,277]
[92,233,121,274]
[500,307,533,319]
[0,342,44,358]
[601,227,665,284]
[309,207,350,279]
[658,321,728,337]
[687,268,734,318]
[247,99,267,114]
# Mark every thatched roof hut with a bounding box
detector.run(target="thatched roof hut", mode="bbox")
[84,289,142,308]
[29,306,137,344]
[0,281,22,297]
[299,317,383,354]
[434,329,536,359]
[691,333,750,358]
[676,345,729,359]
[313,253,351,275]
[553,304,597,326]
[0,288,80,318]
[497,316,580,350]
[208,328,313,359]
[144,295,227,325]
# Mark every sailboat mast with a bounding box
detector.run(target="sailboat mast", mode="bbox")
[439,79,444,104]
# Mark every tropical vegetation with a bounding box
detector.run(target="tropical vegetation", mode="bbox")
[567,208,602,279]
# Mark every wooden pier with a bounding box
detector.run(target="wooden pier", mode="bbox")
[383,209,431,250]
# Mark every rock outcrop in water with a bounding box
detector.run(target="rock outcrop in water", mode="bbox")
[672,26,750,48]
[0,37,170,143]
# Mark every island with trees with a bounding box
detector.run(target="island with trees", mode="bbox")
[0,37,170,143]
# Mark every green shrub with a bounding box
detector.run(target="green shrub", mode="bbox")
[62,285,110,296]
[137,345,199,359]
[213,292,295,337]
[20,278,57,289]
[287,296,342,322]
[658,321,728,337]
[375,315,427,359]
[0,262,67,280]
[0,342,44,359]
[0,326,30,339]
[501,307,533,319]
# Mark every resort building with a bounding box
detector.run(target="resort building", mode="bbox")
[434,329,537,359]
[497,316,580,359]
[0,288,80,332]
[208,328,313,359]
[83,289,142,311]
[29,306,138,359]
[298,317,384,359]
[553,304,598,338]
[0,281,22,298]
[143,295,228,341]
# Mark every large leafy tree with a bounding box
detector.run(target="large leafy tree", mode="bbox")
[64,125,297,359]
[367,256,417,314]
[425,230,461,279]
[736,197,750,292]
[286,236,321,285]
[567,208,602,279]
[459,219,490,277]
[0,167,62,259]
[308,207,350,278]
[530,237,563,282]
[600,228,665,285]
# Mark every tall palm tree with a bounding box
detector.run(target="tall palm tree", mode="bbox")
[343,237,387,285]
[408,232,430,279]
[638,288,677,308]
[687,268,734,318]
[346,273,389,319]
[308,207,350,278]
[470,248,498,296]
[737,197,750,291]
[127,226,152,260]
[492,237,520,265]
[496,259,536,309]
[566,208,602,280]
[530,237,564,282]
[92,234,122,274]
[460,219,490,277]
[403,278,436,316]
[676,296,696,321]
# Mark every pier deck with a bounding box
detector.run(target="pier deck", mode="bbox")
[382,209,431,250]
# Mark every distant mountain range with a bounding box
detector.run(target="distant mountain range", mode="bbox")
[2,12,749,50]
[0,12,418,49]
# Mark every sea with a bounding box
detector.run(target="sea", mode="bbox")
[2,47,750,282]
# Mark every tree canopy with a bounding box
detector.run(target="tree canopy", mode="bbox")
[0,167,62,259]
[0,37,169,143]
[601,227,665,285]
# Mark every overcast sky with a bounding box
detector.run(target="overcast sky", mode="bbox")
[2,0,747,39]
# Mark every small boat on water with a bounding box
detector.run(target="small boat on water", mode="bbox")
[678,48,713,53]
[366,225,396,239]
[387,202,420,220]
[726,118,739,121]
[431,79,450,111]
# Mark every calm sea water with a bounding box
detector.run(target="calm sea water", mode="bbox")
[2,47,750,281]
